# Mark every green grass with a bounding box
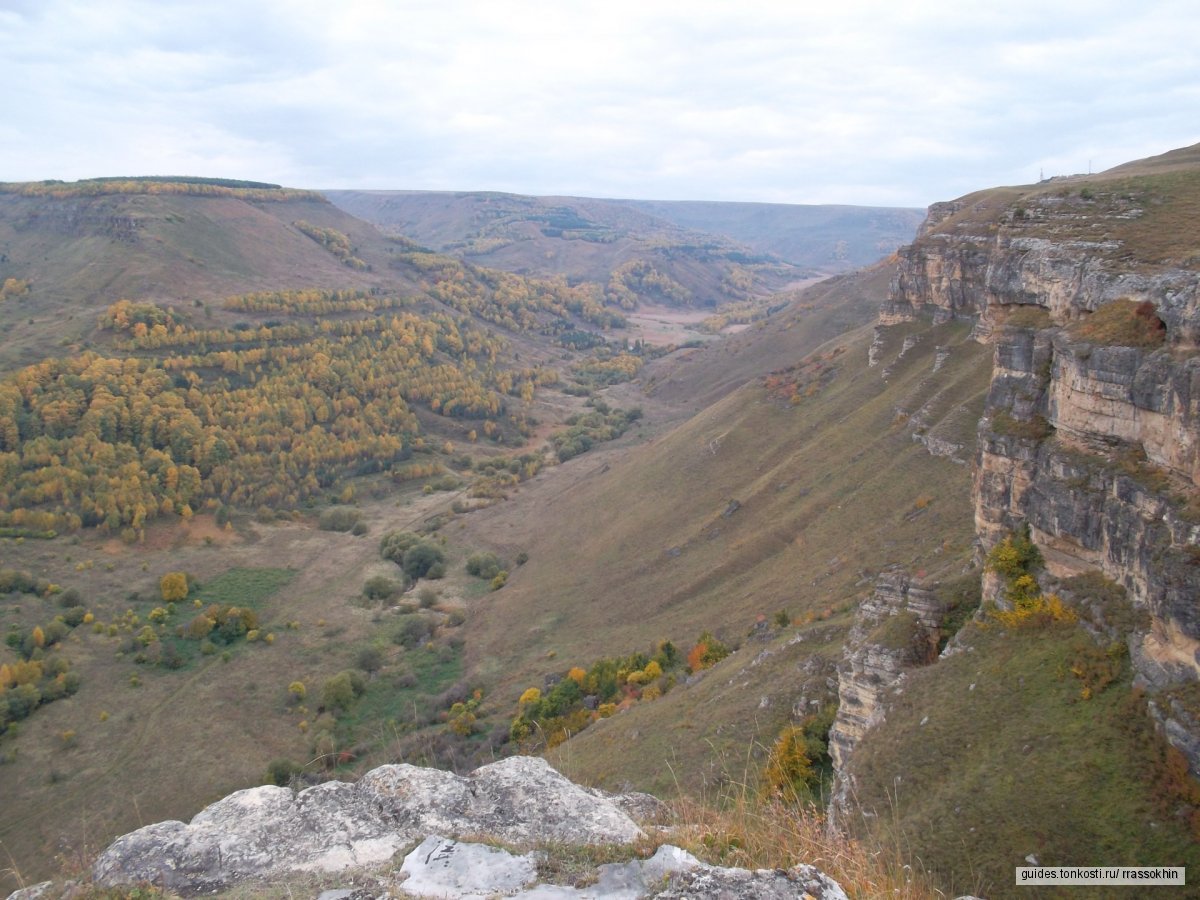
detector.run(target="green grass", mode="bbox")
[334,643,465,759]
[192,567,295,608]
[848,619,1200,899]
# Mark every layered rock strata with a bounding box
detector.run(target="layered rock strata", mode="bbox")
[828,571,947,823]
[880,177,1200,769]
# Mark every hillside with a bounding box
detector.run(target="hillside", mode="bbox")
[625,199,924,270]
[325,191,919,318]
[0,175,883,892]
[6,144,1200,900]
[324,190,814,315]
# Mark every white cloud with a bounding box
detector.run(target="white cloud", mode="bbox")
[0,0,1195,206]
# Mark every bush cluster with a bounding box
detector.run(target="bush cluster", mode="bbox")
[510,641,681,749]
[379,530,446,581]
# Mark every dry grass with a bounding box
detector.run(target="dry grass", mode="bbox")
[1068,298,1168,349]
[664,786,944,899]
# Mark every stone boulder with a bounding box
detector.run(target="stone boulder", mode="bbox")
[91,756,645,893]
[392,836,849,899]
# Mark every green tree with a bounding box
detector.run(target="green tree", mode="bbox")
[402,542,445,580]
[320,670,366,714]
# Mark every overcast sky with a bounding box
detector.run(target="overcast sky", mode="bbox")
[1,0,1196,208]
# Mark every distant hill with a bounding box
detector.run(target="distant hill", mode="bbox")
[324,190,825,309]
[324,191,920,316]
[624,199,924,269]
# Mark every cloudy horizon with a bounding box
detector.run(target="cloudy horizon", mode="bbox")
[1,0,1196,208]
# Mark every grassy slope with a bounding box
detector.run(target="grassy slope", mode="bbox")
[0,192,418,370]
[639,259,896,409]
[913,140,1200,274]
[0,485,483,890]
[323,190,812,302]
[848,619,1200,899]
[461,316,992,794]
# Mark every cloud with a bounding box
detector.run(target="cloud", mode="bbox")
[0,0,1196,206]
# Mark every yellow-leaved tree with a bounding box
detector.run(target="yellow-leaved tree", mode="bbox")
[160,571,189,603]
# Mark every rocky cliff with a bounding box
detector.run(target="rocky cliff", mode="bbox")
[827,570,948,826]
[878,147,1200,771]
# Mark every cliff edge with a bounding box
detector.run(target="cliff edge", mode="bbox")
[882,143,1200,770]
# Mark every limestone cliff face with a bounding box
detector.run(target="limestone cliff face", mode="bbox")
[886,192,1200,341]
[828,571,946,824]
[879,173,1200,769]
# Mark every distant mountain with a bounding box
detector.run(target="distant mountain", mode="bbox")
[324,190,922,284]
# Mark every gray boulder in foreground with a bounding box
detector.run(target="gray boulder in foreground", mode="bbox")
[394,835,850,899]
[92,756,644,893]
[85,755,849,899]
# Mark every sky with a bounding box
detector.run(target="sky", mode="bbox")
[0,0,1196,208]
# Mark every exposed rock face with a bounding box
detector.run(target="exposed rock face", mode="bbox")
[879,179,1200,771]
[828,571,947,823]
[91,756,646,893]
[890,223,1200,342]
[86,756,849,899]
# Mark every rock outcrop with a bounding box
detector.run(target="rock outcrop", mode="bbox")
[91,756,647,893]
[876,166,1200,772]
[393,836,849,899]
[79,756,849,899]
[827,570,947,823]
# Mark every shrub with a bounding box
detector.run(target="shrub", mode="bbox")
[320,670,367,714]
[984,528,1042,583]
[489,571,508,591]
[687,631,730,673]
[380,530,422,564]
[402,542,446,580]
[393,614,434,649]
[363,575,402,602]
[417,588,438,608]
[465,552,504,580]
[318,507,361,532]
[58,588,83,608]
[265,758,302,787]
[159,572,189,603]
[761,726,815,801]
[356,645,384,673]
[986,527,1076,629]
[991,593,1077,629]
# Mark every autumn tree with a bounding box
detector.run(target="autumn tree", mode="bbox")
[160,572,189,603]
